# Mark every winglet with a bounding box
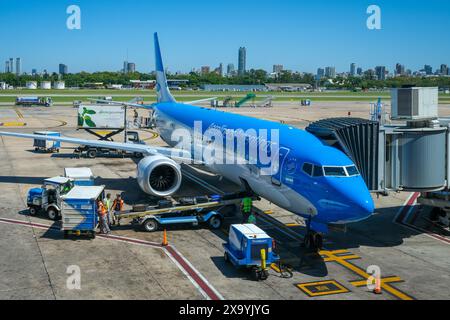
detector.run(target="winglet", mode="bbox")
[154,33,176,103]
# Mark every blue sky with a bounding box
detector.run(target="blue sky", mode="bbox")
[0,0,449,74]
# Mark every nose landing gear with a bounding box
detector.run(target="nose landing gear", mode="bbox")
[304,231,323,251]
[303,218,324,251]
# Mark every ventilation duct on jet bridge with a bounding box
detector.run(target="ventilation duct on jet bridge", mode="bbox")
[306,118,381,192]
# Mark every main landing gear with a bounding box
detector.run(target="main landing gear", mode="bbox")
[303,219,323,251]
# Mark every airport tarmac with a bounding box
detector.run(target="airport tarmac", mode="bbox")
[0,102,449,300]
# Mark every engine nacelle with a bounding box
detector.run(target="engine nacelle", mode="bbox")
[137,155,182,197]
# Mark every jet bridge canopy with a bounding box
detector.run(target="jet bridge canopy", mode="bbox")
[306,118,381,192]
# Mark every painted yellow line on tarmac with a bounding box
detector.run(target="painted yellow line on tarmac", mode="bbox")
[350,276,402,287]
[141,129,160,141]
[320,250,414,300]
[14,107,24,119]
[296,280,350,297]
[93,130,113,135]
[0,122,27,127]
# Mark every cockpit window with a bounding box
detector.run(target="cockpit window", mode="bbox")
[345,165,359,176]
[323,166,347,177]
[302,163,313,176]
[313,165,323,177]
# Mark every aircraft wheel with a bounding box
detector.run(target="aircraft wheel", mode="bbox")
[224,252,229,263]
[304,233,315,250]
[314,233,323,250]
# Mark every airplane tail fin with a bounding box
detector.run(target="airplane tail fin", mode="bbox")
[154,33,176,103]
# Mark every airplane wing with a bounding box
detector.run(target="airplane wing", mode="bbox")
[88,97,217,107]
[0,131,193,162]
[87,99,153,109]
[183,97,218,105]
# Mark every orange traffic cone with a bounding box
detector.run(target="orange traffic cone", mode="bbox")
[162,229,168,246]
[373,277,382,294]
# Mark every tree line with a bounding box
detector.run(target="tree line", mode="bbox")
[1,70,449,89]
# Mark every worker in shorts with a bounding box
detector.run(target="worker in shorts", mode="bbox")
[112,194,124,224]
[97,199,110,234]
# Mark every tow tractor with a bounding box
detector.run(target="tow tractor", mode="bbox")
[223,224,279,281]
[115,192,258,232]
[27,177,74,220]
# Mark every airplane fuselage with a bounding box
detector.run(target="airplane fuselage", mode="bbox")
[152,102,374,230]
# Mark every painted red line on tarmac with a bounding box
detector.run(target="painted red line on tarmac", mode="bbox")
[395,192,420,223]
[165,245,221,300]
[0,216,223,299]
[0,217,58,230]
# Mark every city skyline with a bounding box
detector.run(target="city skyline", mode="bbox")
[3,54,450,79]
[1,1,449,74]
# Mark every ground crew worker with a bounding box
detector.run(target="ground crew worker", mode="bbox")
[133,109,139,126]
[241,197,253,223]
[247,212,257,224]
[97,199,110,234]
[112,194,124,222]
[103,193,114,226]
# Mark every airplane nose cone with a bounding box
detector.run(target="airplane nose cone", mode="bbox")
[356,196,375,217]
[325,176,374,222]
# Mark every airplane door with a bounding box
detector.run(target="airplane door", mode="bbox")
[271,147,290,186]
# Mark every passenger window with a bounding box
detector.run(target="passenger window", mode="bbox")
[313,165,323,177]
[302,163,313,176]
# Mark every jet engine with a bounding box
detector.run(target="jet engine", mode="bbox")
[137,155,182,197]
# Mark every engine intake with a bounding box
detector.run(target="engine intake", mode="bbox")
[137,155,182,197]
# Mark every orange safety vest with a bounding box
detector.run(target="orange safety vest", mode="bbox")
[112,199,124,212]
[97,202,107,216]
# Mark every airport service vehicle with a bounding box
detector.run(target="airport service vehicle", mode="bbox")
[0,33,374,250]
[418,191,450,228]
[61,185,105,239]
[235,93,256,107]
[16,96,53,107]
[95,96,113,104]
[223,224,279,281]
[75,131,145,159]
[116,193,252,232]
[301,99,311,106]
[64,167,95,186]
[77,104,126,129]
[27,177,74,220]
[33,131,61,153]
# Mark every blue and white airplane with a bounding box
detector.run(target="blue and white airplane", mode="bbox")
[0,33,374,249]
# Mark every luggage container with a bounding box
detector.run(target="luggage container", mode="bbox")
[64,168,95,186]
[33,131,61,153]
[60,185,105,239]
